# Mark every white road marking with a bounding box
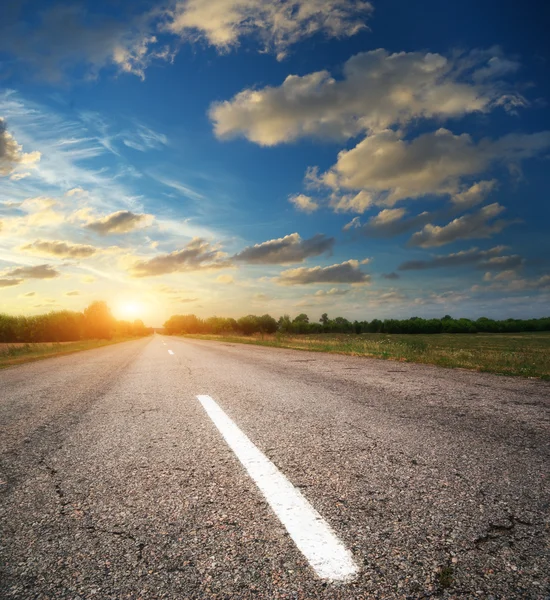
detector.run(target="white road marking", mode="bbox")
[168,350,174,355]
[196,394,359,582]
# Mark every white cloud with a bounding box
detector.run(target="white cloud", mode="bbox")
[276,259,370,285]
[2,264,60,280]
[216,274,234,284]
[289,193,319,213]
[131,238,231,277]
[233,233,334,264]
[85,210,154,235]
[368,208,406,226]
[343,216,361,230]
[210,48,524,145]
[5,197,66,231]
[19,239,97,259]
[409,203,518,247]
[66,187,86,197]
[472,55,520,82]
[1,1,371,82]
[358,207,433,237]
[167,0,373,59]
[0,278,23,288]
[0,118,41,177]
[10,171,32,181]
[473,274,550,293]
[314,287,349,296]
[480,255,523,270]
[414,291,470,305]
[314,128,550,206]
[365,289,408,306]
[330,190,374,214]
[1,1,371,83]
[208,46,548,215]
[452,179,497,208]
[492,270,519,281]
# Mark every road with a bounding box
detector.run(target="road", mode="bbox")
[1,334,548,599]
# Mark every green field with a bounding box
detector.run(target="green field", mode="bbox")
[0,337,138,369]
[182,331,550,379]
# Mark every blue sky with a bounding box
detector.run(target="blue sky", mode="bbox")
[0,0,549,325]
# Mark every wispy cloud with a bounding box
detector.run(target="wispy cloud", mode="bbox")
[122,125,168,152]
[150,173,206,202]
[167,0,373,60]
[0,4,172,82]
[472,274,550,293]
[398,246,521,271]
[0,91,163,215]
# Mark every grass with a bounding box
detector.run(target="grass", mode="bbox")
[437,565,455,589]
[180,331,550,380]
[0,337,139,369]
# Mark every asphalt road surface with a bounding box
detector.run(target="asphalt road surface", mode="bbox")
[1,335,549,599]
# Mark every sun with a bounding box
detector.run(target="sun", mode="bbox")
[116,301,143,320]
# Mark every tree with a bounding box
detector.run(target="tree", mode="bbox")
[278,314,292,333]
[257,314,278,335]
[237,315,260,335]
[163,314,203,334]
[84,301,116,339]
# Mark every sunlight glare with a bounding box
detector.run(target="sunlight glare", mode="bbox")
[117,301,143,320]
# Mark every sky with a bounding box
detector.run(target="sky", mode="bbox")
[0,0,549,326]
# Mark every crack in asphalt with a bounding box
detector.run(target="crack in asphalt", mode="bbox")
[38,457,147,563]
[39,457,69,516]
[95,408,161,416]
[474,514,535,546]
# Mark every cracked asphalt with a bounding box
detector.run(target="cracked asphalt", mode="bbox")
[1,334,549,599]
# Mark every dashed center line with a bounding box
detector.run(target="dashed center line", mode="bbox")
[168,350,174,355]
[196,394,359,582]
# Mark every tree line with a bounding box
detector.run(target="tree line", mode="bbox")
[0,301,153,343]
[164,313,550,336]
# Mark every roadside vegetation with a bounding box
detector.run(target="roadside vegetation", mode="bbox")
[164,313,550,379]
[0,301,153,368]
[164,312,550,336]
